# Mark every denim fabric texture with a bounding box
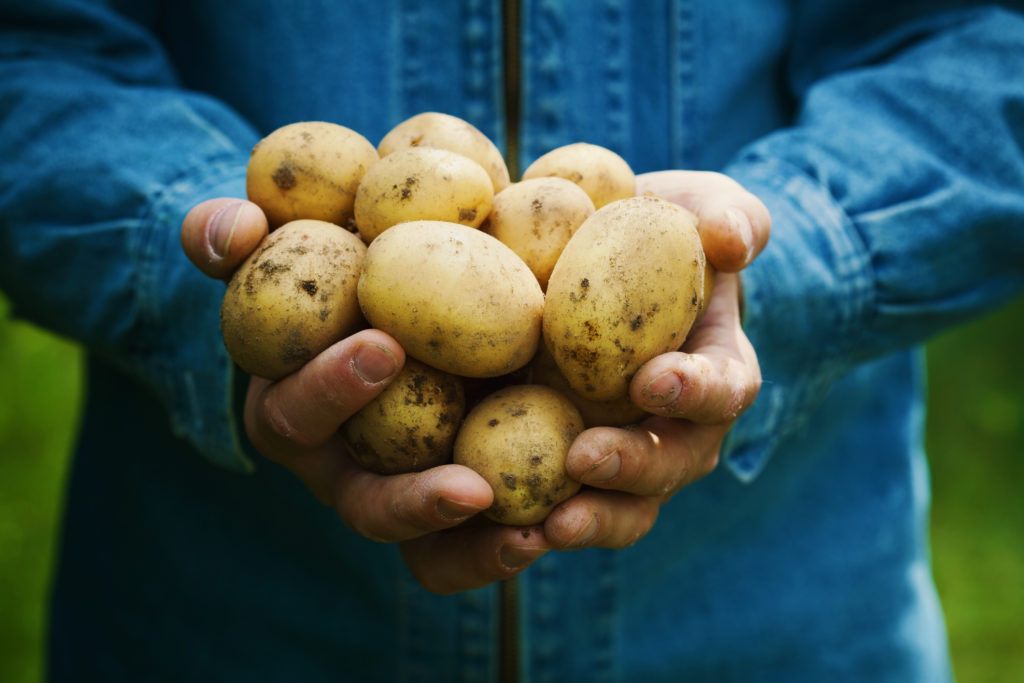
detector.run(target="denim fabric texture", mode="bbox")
[2,0,1024,681]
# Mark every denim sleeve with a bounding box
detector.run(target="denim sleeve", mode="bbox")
[720,5,1024,481]
[0,1,259,470]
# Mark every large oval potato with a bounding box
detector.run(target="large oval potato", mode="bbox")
[246,121,379,229]
[520,142,635,209]
[220,219,367,380]
[484,177,595,290]
[543,195,705,400]
[377,111,511,193]
[341,359,465,474]
[353,147,494,243]
[453,384,583,526]
[358,220,544,378]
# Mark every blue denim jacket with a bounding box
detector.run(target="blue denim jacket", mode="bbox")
[2,1,1024,681]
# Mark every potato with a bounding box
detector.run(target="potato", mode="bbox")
[528,344,648,428]
[520,142,635,209]
[453,384,583,526]
[341,359,465,474]
[377,111,511,193]
[358,220,543,378]
[353,147,494,243]
[543,195,705,400]
[484,177,595,290]
[220,219,366,380]
[246,121,379,229]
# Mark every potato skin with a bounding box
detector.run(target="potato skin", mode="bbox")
[484,177,595,290]
[377,111,511,193]
[358,221,544,378]
[520,142,635,209]
[341,359,465,474]
[543,195,705,401]
[246,121,379,229]
[353,147,494,243]
[220,219,366,380]
[453,384,584,526]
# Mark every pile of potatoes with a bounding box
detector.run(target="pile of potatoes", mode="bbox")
[221,113,708,525]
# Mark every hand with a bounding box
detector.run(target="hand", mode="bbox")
[542,170,769,551]
[182,198,552,594]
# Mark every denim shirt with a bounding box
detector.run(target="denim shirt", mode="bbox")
[2,1,1024,681]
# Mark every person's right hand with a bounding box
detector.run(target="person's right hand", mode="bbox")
[181,198,554,594]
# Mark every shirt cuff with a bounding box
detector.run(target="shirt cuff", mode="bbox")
[139,158,253,472]
[718,153,875,482]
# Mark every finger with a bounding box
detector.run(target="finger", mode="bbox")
[244,329,405,454]
[632,274,761,423]
[636,170,771,272]
[565,417,726,497]
[181,197,268,279]
[400,522,549,595]
[334,461,495,543]
[544,488,661,550]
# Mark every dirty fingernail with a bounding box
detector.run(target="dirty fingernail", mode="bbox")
[726,208,755,264]
[436,497,484,522]
[210,201,245,258]
[499,545,547,571]
[643,372,682,407]
[583,451,620,484]
[566,514,599,548]
[352,343,398,384]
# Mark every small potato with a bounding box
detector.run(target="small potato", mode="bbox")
[528,345,648,428]
[484,177,595,290]
[377,111,511,193]
[358,220,544,378]
[341,359,465,475]
[353,147,494,243]
[520,142,635,209]
[246,121,379,229]
[453,384,584,526]
[220,219,366,380]
[543,195,705,401]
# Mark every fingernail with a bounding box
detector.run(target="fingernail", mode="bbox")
[643,372,682,407]
[565,514,599,548]
[436,497,484,522]
[583,451,620,484]
[352,343,398,384]
[210,201,245,258]
[726,208,755,264]
[499,544,547,571]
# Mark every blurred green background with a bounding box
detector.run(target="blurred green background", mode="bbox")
[1,292,1022,681]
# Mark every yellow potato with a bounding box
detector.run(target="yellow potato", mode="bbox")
[528,344,648,428]
[353,147,494,243]
[341,359,465,474]
[520,142,635,208]
[246,121,379,229]
[484,177,595,290]
[377,111,511,193]
[543,195,705,400]
[453,384,584,526]
[358,220,544,378]
[220,219,366,380]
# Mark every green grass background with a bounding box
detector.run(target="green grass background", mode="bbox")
[1,292,1022,681]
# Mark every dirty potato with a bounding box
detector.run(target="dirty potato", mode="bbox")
[357,220,544,378]
[520,142,635,209]
[484,177,595,290]
[453,384,584,526]
[353,147,493,243]
[220,219,366,380]
[341,359,465,474]
[246,121,379,229]
[377,111,511,193]
[543,195,705,400]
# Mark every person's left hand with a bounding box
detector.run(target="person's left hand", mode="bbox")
[400,170,769,569]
